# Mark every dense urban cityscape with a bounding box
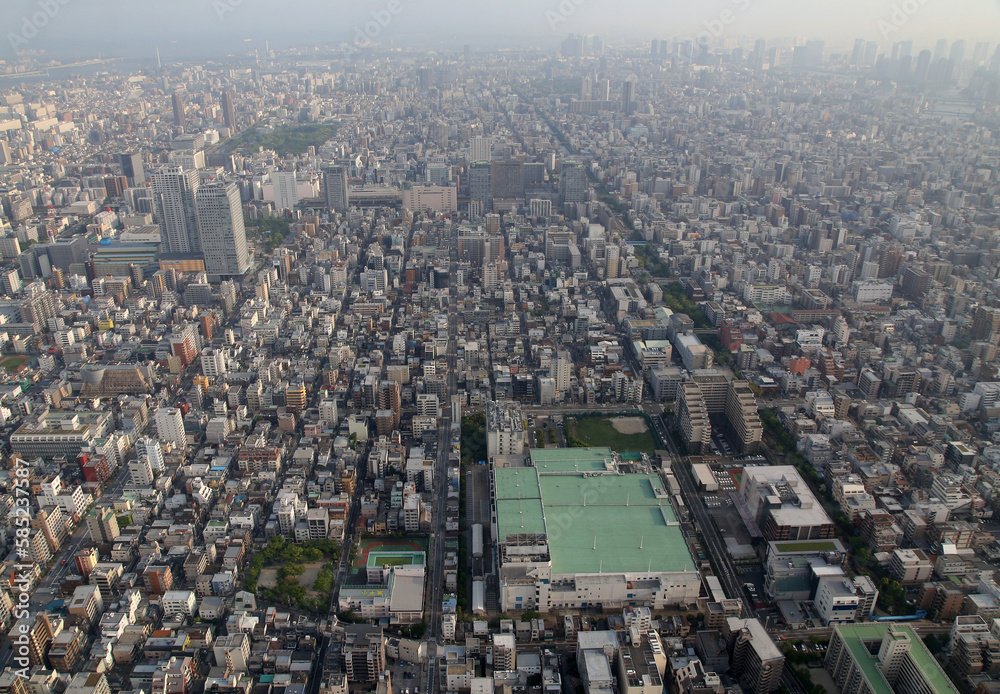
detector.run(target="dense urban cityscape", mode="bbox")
[0,14,998,694]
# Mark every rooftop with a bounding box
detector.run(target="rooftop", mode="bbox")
[495,456,694,576]
[834,624,958,694]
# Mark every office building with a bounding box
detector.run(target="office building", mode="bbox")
[486,400,526,459]
[324,165,349,212]
[468,161,492,210]
[221,90,236,130]
[172,91,186,128]
[10,410,113,460]
[740,466,835,541]
[151,166,202,255]
[826,623,959,694]
[561,160,587,206]
[195,182,251,277]
[118,152,145,185]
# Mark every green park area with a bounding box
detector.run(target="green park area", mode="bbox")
[566,416,658,454]
[243,536,339,614]
[226,122,340,155]
[0,356,29,372]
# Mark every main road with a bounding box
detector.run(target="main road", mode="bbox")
[647,409,808,694]
[422,275,459,694]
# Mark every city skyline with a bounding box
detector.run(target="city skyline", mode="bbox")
[2,0,999,60]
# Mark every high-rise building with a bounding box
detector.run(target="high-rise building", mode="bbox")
[324,164,349,212]
[129,456,153,486]
[155,407,186,449]
[86,507,120,544]
[971,305,1000,341]
[172,91,186,128]
[272,171,299,210]
[491,159,524,200]
[117,152,145,185]
[221,90,236,130]
[725,380,762,454]
[677,382,712,453]
[486,400,526,459]
[469,136,493,162]
[136,437,165,472]
[724,617,785,693]
[621,78,635,114]
[826,623,959,694]
[151,166,202,255]
[468,161,493,210]
[195,182,251,277]
[560,160,587,206]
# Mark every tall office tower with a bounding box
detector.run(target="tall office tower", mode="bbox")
[468,161,493,210]
[469,136,493,162]
[581,74,592,99]
[850,39,865,67]
[621,78,635,114]
[272,171,299,210]
[151,166,201,254]
[934,39,948,60]
[155,407,187,449]
[118,152,145,185]
[947,39,965,80]
[171,91,186,128]
[915,50,932,83]
[973,41,991,65]
[324,164,349,212]
[560,160,587,205]
[863,41,879,68]
[491,159,524,200]
[195,182,251,277]
[222,90,236,130]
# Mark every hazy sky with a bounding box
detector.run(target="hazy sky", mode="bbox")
[3,0,998,60]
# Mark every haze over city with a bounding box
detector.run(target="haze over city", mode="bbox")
[3,0,999,58]
[0,2,999,694]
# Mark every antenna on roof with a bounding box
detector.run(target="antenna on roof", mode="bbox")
[648,558,651,572]
[640,535,643,549]
[593,536,597,550]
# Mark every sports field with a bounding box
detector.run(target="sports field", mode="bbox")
[567,415,658,454]
[355,537,427,570]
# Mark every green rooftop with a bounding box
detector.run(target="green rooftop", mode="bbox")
[773,540,841,553]
[530,447,616,473]
[834,624,959,694]
[495,456,695,575]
